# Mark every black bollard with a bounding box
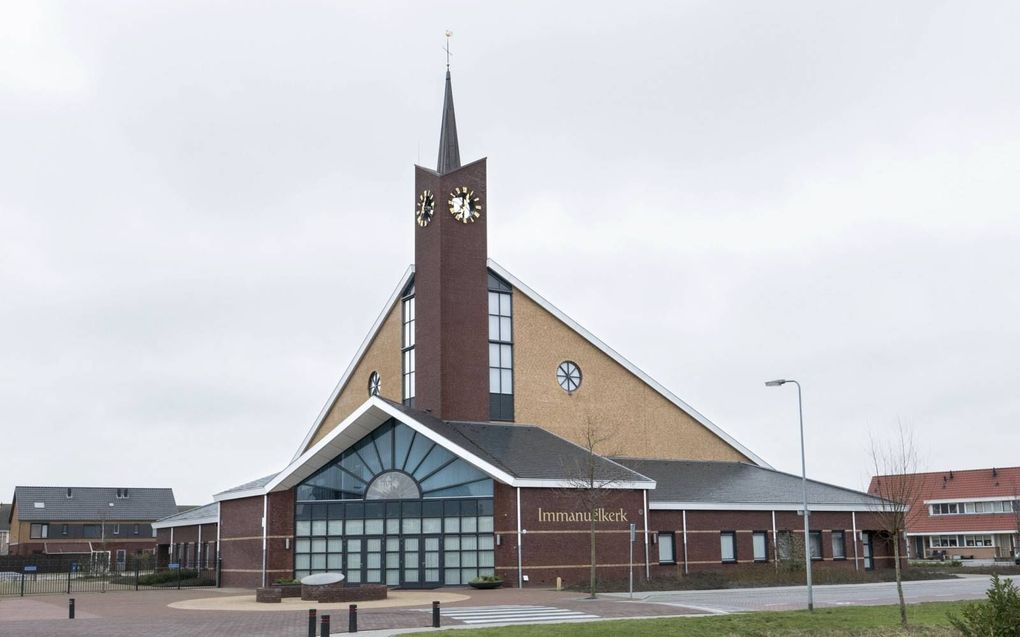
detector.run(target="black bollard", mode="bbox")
[320,614,330,637]
[432,600,441,628]
[68,598,75,619]
[307,608,316,637]
[348,603,358,633]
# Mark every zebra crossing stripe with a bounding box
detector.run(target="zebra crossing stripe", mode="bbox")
[436,605,599,625]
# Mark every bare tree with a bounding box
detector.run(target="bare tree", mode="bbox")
[561,417,628,599]
[868,424,925,627]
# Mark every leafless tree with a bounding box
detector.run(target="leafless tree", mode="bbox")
[561,417,628,599]
[868,423,925,627]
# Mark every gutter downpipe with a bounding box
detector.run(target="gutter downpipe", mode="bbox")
[198,524,202,571]
[682,510,689,575]
[261,495,268,588]
[516,487,523,589]
[852,511,859,571]
[643,490,650,580]
[216,506,222,588]
[772,510,778,567]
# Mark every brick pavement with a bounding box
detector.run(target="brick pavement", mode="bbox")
[0,587,697,636]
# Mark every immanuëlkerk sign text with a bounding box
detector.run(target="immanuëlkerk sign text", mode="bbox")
[537,508,629,523]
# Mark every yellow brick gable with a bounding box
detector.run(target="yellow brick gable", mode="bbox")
[512,290,751,463]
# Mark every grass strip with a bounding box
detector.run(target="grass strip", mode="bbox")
[437,602,968,636]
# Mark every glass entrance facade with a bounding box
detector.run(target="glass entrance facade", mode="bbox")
[294,419,496,587]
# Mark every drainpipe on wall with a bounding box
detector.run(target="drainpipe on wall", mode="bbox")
[682,510,689,575]
[771,510,778,567]
[216,505,222,588]
[261,495,268,588]
[643,490,650,580]
[516,487,523,589]
[198,524,203,571]
[852,511,859,571]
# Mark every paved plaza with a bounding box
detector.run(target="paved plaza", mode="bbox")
[0,576,997,636]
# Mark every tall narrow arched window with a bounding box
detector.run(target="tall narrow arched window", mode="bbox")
[401,281,415,407]
[488,272,513,421]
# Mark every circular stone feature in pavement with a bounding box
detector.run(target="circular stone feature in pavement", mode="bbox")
[169,590,470,612]
[300,572,344,585]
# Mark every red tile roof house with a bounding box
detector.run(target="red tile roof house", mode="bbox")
[868,466,1020,561]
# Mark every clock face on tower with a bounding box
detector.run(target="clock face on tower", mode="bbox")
[449,187,482,223]
[416,190,435,227]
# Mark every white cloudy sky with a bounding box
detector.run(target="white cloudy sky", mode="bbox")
[2,1,1018,505]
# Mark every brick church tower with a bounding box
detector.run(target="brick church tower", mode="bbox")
[412,69,490,422]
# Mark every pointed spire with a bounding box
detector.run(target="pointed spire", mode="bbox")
[437,69,461,174]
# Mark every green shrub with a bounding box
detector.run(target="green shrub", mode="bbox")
[949,574,1020,636]
[469,575,503,584]
[273,578,301,585]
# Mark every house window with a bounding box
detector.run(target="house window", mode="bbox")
[657,532,675,564]
[832,530,847,559]
[930,503,960,516]
[720,531,736,563]
[113,524,120,535]
[61,524,69,536]
[401,287,416,407]
[777,531,793,561]
[752,531,768,562]
[30,523,48,539]
[133,524,140,535]
[83,524,101,539]
[809,531,823,560]
[488,273,513,421]
[66,488,73,498]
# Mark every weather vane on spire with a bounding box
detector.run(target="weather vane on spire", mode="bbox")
[444,30,453,69]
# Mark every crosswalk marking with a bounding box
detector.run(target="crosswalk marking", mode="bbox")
[430,605,599,625]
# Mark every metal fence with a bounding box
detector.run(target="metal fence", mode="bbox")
[0,553,219,596]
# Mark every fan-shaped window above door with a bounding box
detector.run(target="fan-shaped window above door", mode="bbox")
[297,419,493,501]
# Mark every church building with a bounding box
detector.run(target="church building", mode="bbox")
[155,69,898,589]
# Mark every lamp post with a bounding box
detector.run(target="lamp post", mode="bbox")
[765,378,812,612]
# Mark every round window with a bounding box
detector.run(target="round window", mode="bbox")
[368,371,381,397]
[556,361,582,393]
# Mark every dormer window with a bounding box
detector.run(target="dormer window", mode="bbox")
[116,489,129,499]
[66,488,73,499]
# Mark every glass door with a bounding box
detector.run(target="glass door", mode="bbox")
[423,536,441,587]
[365,538,383,583]
[402,537,420,587]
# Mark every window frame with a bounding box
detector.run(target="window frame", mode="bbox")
[808,530,823,561]
[657,532,676,564]
[401,288,416,407]
[720,531,737,564]
[752,530,769,563]
[831,530,847,560]
[30,523,48,539]
[487,274,514,421]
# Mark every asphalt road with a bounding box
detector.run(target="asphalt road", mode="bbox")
[607,575,996,613]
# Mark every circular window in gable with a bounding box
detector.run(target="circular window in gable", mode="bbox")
[368,371,381,397]
[556,361,582,393]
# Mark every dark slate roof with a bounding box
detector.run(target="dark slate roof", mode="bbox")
[386,401,653,484]
[1,503,11,530]
[214,473,279,497]
[612,458,885,508]
[154,502,218,526]
[12,487,178,522]
[436,69,460,174]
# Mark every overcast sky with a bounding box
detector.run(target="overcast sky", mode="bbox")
[2,1,1018,505]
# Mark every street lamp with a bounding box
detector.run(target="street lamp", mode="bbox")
[765,378,813,612]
